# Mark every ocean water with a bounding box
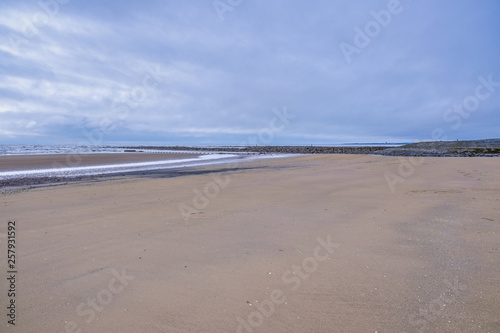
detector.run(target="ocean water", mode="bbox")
[0,143,396,182]
[0,143,406,156]
[0,145,294,181]
[0,144,122,156]
[0,153,249,181]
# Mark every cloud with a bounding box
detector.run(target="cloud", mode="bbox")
[0,0,499,144]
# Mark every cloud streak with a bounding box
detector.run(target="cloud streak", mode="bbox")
[1,0,499,144]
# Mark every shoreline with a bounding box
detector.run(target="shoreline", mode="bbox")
[0,152,285,190]
[2,138,499,191]
[1,149,498,191]
[0,152,203,172]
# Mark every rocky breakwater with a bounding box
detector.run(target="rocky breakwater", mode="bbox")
[376,139,500,157]
[119,146,390,155]
[121,139,500,157]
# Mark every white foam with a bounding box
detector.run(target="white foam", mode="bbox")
[0,154,241,180]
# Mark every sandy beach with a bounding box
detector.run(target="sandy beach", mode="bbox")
[1,154,499,332]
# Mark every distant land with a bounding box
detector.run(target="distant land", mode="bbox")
[376,139,500,157]
[120,139,500,157]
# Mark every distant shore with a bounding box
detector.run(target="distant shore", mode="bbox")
[118,145,391,155]
[120,138,500,157]
[2,139,499,190]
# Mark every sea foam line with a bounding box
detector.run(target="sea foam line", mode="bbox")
[0,154,239,180]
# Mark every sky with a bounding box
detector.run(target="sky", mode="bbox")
[1,0,499,145]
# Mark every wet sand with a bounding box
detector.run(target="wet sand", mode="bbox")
[1,154,499,332]
[0,153,199,171]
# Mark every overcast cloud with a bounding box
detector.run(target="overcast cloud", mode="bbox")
[1,0,499,145]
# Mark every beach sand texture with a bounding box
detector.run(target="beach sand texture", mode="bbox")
[1,154,499,332]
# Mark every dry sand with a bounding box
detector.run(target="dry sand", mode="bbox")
[1,154,499,332]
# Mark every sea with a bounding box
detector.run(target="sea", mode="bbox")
[0,144,122,156]
[0,143,405,156]
[0,143,403,183]
[0,144,282,182]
